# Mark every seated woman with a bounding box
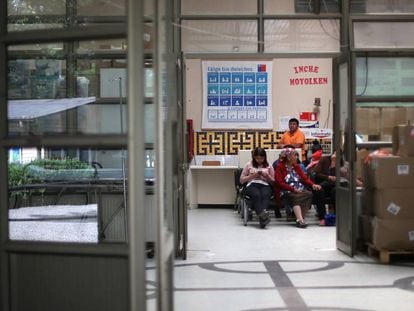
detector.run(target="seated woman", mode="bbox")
[308,151,363,214]
[240,147,275,228]
[274,148,322,228]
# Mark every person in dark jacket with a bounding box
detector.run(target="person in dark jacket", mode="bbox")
[275,148,322,228]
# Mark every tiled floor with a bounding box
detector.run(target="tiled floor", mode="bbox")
[174,208,414,311]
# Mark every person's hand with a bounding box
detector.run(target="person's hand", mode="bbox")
[250,169,260,178]
[328,176,336,182]
[293,188,302,193]
[312,184,322,191]
[260,168,269,177]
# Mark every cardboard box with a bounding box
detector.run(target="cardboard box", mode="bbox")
[372,217,414,250]
[392,122,414,157]
[356,149,370,181]
[363,188,414,219]
[363,156,414,189]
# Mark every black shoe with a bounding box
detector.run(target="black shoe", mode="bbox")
[259,210,270,228]
[295,219,307,228]
[248,211,253,221]
[274,209,282,218]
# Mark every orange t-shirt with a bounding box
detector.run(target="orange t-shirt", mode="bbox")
[279,129,306,161]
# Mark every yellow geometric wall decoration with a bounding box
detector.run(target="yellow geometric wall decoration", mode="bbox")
[194,131,332,156]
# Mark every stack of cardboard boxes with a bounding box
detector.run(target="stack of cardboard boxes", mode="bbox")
[361,122,414,251]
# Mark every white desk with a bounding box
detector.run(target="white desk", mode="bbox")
[188,165,238,208]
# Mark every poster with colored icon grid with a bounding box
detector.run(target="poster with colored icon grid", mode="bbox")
[202,61,273,129]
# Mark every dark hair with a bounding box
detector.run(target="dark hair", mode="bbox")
[251,147,269,168]
[288,118,299,125]
[311,140,322,153]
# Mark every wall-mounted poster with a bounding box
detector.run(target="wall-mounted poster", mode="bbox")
[202,61,273,129]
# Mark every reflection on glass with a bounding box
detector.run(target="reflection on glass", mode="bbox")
[8,42,63,52]
[144,23,154,51]
[265,19,340,52]
[181,20,258,52]
[356,104,414,141]
[354,22,414,49]
[77,0,126,16]
[265,0,340,14]
[356,57,414,97]
[8,59,66,100]
[77,59,126,98]
[77,39,127,53]
[8,0,65,15]
[181,0,256,15]
[8,24,64,32]
[351,0,414,13]
[8,148,134,243]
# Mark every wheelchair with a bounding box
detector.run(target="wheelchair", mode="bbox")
[234,168,281,226]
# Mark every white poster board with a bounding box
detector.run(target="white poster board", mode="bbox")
[202,61,273,129]
[100,68,127,98]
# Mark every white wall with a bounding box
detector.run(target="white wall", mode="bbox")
[185,58,333,131]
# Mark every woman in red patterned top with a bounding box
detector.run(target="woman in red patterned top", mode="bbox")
[275,148,321,228]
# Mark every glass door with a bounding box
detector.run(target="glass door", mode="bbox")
[335,60,356,256]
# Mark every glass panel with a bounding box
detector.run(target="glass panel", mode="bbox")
[356,105,414,141]
[77,0,126,16]
[8,0,66,15]
[265,0,340,14]
[77,39,127,53]
[8,148,135,243]
[354,22,414,49]
[8,58,66,100]
[8,42,63,52]
[145,68,154,98]
[144,0,154,18]
[181,20,258,52]
[77,59,126,99]
[351,0,414,13]
[8,23,64,32]
[356,57,414,97]
[181,0,256,15]
[144,23,154,51]
[264,19,340,52]
[339,63,349,186]
[7,43,131,135]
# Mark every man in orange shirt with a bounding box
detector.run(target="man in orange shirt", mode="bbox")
[278,118,306,161]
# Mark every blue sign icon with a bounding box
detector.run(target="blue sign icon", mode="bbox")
[232,96,243,106]
[208,72,219,83]
[232,84,243,95]
[244,73,255,83]
[256,72,267,83]
[232,73,243,83]
[220,96,231,106]
[220,73,231,83]
[256,96,268,106]
[244,84,256,95]
[208,96,219,106]
[256,85,267,95]
[208,85,219,95]
[220,84,231,95]
[244,96,255,106]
